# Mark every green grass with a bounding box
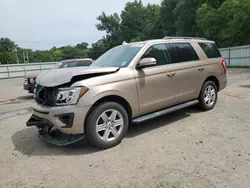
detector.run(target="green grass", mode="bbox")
[227,66,250,68]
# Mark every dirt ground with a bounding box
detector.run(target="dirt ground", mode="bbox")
[0,69,250,188]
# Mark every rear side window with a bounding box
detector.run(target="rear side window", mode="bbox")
[198,42,221,58]
[166,43,199,63]
[76,60,91,67]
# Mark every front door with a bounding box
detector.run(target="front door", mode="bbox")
[134,43,179,116]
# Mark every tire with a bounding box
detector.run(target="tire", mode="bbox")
[85,102,129,149]
[198,81,218,111]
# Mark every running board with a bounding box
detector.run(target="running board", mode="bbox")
[132,100,199,124]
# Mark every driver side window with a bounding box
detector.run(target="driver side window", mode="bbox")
[142,44,170,66]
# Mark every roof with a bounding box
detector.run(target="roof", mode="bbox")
[127,37,214,46]
[62,58,93,63]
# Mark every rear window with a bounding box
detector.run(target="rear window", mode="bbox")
[198,42,221,58]
[166,43,199,63]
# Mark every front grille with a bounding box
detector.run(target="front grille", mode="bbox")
[35,84,58,106]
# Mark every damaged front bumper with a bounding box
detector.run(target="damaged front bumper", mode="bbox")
[26,115,85,146]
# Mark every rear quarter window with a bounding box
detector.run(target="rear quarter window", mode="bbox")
[198,42,221,58]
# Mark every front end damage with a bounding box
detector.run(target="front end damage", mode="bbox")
[26,66,120,146]
[26,115,85,146]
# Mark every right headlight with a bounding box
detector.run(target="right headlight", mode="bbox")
[56,87,88,106]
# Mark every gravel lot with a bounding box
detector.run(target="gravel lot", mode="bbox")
[0,69,250,188]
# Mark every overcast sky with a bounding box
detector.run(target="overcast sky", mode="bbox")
[0,0,161,50]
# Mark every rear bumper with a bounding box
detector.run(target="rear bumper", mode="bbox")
[219,74,227,91]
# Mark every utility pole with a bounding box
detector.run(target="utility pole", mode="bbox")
[23,50,26,63]
[26,51,29,64]
[13,48,19,64]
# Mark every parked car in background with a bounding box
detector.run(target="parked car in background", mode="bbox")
[26,37,227,149]
[23,58,94,93]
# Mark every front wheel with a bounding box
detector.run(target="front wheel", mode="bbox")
[85,102,129,149]
[198,81,218,111]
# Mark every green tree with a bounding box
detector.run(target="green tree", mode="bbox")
[0,38,17,52]
[96,12,121,36]
[174,0,202,36]
[76,42,89,50]
[52,49,63,61]
[120,0,148,42]
[197,0,250,47]
[0,52,16,64]
[143,4,165,39]
[160,0,178,36]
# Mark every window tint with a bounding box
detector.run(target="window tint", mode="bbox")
[76,60,91,67]
[166,43,199,63]
[199,42,221,58]
[142,44,170,66]
[64,61,76,68]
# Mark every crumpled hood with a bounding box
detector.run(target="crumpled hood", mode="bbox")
[36,66,119,87]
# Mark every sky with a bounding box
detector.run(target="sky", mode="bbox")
[0,0,161,50]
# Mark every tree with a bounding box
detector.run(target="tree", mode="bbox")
[174,0,202,36]
[120,0,148,42]
[52,49,63,61]
[76,42,89,50]
[1,0,250,64]
[0,38,17,52]
[160,0,178,36]
[197,0,250,47]
[0,52,16,64]
[143,4,165,39]
[96,12,121,36]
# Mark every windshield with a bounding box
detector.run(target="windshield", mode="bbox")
[52,62,63,69]
[91,44,143,67]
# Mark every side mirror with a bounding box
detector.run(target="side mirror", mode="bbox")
[136,58,156,69]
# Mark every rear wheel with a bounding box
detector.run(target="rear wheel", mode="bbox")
[198,81,218,111]
[85,102,129,149]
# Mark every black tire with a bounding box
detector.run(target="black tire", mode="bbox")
[85,102,129,149]
[198,81,218,111]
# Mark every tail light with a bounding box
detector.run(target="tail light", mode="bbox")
[221,59,227,74]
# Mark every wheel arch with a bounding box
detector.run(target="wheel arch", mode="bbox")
[84,95,133,131]
[203,75,220,91]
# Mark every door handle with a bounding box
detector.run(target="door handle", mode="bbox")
[167,72,176,77]
[198,67,204,71]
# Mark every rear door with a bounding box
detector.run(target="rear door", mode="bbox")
[165,42,205,103]
[134,43,179,115]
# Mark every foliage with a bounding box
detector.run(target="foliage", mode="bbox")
[1,0,250,64]
[197,0,250,47]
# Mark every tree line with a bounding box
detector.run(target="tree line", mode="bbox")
[1,0,250,64]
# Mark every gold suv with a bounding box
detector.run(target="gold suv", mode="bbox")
[26,37,227,149]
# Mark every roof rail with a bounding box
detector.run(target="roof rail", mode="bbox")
[163,36,208,40]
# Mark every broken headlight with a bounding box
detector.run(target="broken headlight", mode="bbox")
[56,87,88,106]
